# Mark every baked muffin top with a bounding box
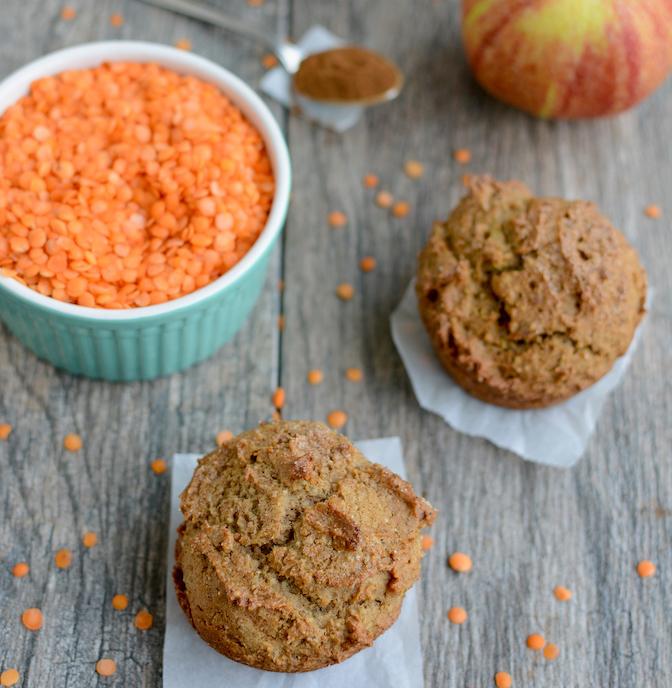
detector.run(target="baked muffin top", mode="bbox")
[175,420,436,672]
[416,176,647,408]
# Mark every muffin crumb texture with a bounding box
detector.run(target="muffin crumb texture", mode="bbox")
[174,420,436,672]
[416,175,647,408]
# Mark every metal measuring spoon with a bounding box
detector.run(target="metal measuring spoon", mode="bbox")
[136,0,404,106]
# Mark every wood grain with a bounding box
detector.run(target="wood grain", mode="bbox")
[1,1,671,686]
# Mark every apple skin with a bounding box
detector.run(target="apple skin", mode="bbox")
[462,0,672,118]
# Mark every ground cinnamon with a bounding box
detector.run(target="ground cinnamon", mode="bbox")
[293,46,401,103]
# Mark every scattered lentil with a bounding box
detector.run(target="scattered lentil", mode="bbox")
[134,609,153,631]
[359,256,376,272]
[12,562,29,578]
[151,458,168,475]
[262,53,278,69]
[644,204,662,219]
[61,5,76,20]
[307,369,323,385]
[63,433,82,452]
[326,410,348,429]
[553,585,572,601]
[0,63,274,308]
[54,548,72,569]
[543,643,560,661]
[448,552,472,573]
[82,531,97,548]
[392,200,410,218]
[96,659,117,677]
[447,606,468,624]
[404,160,424,179]
[421,535,434,551]
[109,13,124,26]
[272,387,285,410]
[328,211,348,228]
[363,173,379,188]
[526,633,545,651]
[454,148,472,164]
[637,560,656,578]
[494,672,512,688]
[345,367,363,382]
[336,283,354,301]
[21,607,43,631]
[0,424,12,440]
[375,190,394,208]
[216,430,234,446]
[112,594,129,611]
[0,669,20,687]
[175,38,192,51]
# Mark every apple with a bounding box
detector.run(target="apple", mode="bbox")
[462,0,672,118]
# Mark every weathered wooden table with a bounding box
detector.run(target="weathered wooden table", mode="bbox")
[1,1,671,686]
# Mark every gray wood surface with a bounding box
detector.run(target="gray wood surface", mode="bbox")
[1,1,671,686]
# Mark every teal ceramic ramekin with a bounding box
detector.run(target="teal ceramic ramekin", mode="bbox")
[0,42,291,381]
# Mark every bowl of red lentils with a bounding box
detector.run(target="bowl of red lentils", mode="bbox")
[0,41,290,380]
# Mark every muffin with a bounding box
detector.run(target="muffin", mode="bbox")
[416,176,647,409]
[174,420,436,672]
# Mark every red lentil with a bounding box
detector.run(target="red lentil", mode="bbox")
[262,54,279,69]
[216,430,234,446]
[494,672,512,688]
[134,609,153,630]
[526,633,545,650]
[21,607,43,631]
[553,585,572,601]
[112,594,129,611]
[326,410,348,429]
[543,643,560,661]
[447,606,468,624]
[0,424,12,440]
[54,548,72,569]
[345,367,363,382]
[328,211,348,228]
[392,200,410,218]
[82,531,97,548]
[404,160,424,179]
[175,39,192,51]
[272,387,285,410]
[375,190,394,208]
[0,63,274,309]
[359,256,376,272]
[151,458,167,475]
[0,669,20,687]
[12,562,29,578]
[448,552,472,573]
[63,433,82,452]
[336,283,354,301]
[454,148,472,164]
[61,6,76,20]
[637,560,656,578]
[363,173,379,188]
[96,659,117,676]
